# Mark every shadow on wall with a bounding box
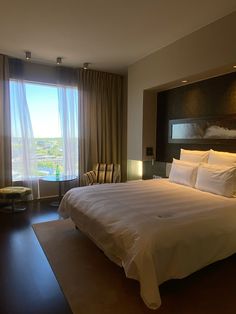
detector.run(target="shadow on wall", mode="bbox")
[142,161,172,180]
[128,160,172,181]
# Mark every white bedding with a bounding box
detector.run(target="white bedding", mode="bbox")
[58,179,236,309]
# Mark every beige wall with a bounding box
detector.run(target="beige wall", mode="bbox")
[127,11,236,178]
[142,89,157,161]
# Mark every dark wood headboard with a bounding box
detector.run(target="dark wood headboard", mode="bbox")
[156,72,236,162]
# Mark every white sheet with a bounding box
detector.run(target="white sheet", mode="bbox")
[58,179,236,309]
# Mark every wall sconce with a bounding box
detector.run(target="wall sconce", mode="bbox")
[128,160,143,180]
[25,51,31,60]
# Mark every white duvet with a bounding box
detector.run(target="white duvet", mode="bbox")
[58,179,236,309]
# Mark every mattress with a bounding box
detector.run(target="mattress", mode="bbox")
[58,179,236,309]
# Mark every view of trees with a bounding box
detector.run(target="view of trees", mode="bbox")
[12,137,63,179]
[35,138,63,176]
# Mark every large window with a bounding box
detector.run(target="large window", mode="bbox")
[10,80,78,181]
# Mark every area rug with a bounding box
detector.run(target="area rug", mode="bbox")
[33,219,236,314]
[33,218,154,314]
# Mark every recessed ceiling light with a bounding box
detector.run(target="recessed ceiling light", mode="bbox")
[56,57,62,65]
[25,51,31,60]
[181,80,188,83]
[83,62,90,70]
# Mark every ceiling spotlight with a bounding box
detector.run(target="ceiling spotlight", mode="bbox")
[181,80,188,83]
[56,57,62,65]
[83,62,90,70]
[25,51,31,60]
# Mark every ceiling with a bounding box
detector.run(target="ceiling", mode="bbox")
[0,0,235,74]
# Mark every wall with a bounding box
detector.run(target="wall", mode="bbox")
[142,90,157,161]
[157,72,236,162]
[127,11,236,180]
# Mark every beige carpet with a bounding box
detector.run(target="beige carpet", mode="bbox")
[33,219,236,314]
[33,219,154,314]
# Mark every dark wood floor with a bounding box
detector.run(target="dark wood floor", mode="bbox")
[1,199,236,314]
[0,200,73,314]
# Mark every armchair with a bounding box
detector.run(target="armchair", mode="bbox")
[82,163,121,185]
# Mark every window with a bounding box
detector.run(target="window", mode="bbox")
[10,80,78,181]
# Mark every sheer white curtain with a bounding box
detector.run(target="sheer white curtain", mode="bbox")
[10,80,39,198]
[57,85,78,176]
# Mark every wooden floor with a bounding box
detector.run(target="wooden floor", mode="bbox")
[1,199,236,314]
[0,200,72,314]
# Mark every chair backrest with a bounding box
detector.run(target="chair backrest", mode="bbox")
[83,163,121,185]
[93,163,121,184]
[83,170,97,185]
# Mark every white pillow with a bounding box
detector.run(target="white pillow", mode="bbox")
[169,159,199,187]
[208,149,236,166]
[180,149,209,163]
[195,163,236,197]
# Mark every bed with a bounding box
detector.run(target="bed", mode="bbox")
[58,176,236,309]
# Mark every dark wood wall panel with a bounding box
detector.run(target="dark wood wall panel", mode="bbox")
[156,72,236,162]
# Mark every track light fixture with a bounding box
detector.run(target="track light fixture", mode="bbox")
[56,57,62,65]
[83,62,90,70]
[25,51,31,60]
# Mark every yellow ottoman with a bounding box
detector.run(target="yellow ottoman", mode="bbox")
[0,186,32,213]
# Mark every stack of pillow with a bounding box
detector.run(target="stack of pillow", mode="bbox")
[169,149,236,197]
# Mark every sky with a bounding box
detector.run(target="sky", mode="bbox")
[25,82,61,138]
[10,81,78,138]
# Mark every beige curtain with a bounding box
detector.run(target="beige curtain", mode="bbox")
[0,55,12,188]
[78,69,123,177]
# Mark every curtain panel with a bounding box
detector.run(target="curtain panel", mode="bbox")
[78,69,123,177]
[0,55,12,188]
[57,85,78,176]
[10,79,40,199]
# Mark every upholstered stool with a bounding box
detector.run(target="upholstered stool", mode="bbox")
[0,186,32,213]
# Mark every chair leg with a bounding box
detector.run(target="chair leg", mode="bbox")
[12,199,15,213]
[11,199,26,213]
[0,200,23,214]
